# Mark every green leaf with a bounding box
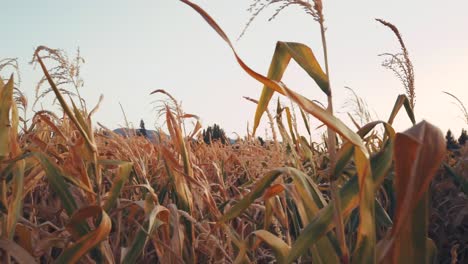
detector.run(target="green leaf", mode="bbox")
[6,159,25,239]
[253,230,290,263]
[375,200,392,228]
[387,94,416,125]
[102,160,133,212]
[299,108,311,136]
[34,153,78,216]
[220,169,283,222]
[5,87,25,239]
[284,107,297,144]
[122,228,147,264]
[122,203,169,264]
[222,166,340,262]
[286,138,394,263]
[333,143,354,179]
[253,41,330,135]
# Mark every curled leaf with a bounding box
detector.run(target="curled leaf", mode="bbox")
[57,206,112,264]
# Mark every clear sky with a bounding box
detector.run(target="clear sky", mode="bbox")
[3,0,468,139]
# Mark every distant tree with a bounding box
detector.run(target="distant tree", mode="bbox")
[459,128,467,146]
[202,127,211,144]
[257,136,265,146]
[138,119,147,138]
[446,129,459,150]
[202,124,227,144]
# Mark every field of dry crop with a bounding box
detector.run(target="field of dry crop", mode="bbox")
[0,0,467,263]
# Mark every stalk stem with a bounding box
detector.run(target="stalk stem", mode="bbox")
[319,15,350,263]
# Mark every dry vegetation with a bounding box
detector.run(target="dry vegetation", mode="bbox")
[0,0,466,263]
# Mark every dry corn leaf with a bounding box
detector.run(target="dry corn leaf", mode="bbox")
[0,76,14,158]
[378,120,445,263]
[0,238,37,263]
[57,205,112,264]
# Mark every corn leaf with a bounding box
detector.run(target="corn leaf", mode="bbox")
[122,203,170,264]
[6,159,25,239]
[33,151,100,259]
[387,94,416,125]
[222,167,340,262]
[352,149,376,264]
[180,2,383,262]
[263,183,285,200]
[286,137,394,263]
[35,53,96,156]
[56,206,111,264]
[15,223,34,256]
[253,41,330,135]
[375,200,392,228]
[179,1,363,154]
[220,169,283,222]
[378,121,445,263]
[0,238,36,263]
[5,86,25,239]
[299,108,311,136]
[101,160,133,212]
[0,76,14,158]
[161,146,193,213]
[223,224,251,264]
[122,227,147,264]
[253,230,290,263]
[166,106,193,179]
[34,153,78,216]
[288,169,339,263]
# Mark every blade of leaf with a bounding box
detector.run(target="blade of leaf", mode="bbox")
[387,94,416,125]
[0,238,36,264]
[378,121,445,263]
[6,159,25,239]
[300,108,311,136]
[286,138,394,262]
[122,227,148,264]
[34,52,97,155]
[34,153,78,216]
[253,230,290,263]
[56,206,111,264]
[284,107,297,144]
[0,76,14,158]
[103,161,133,212]
[253,41,331,135]
[6,91,25,239]
[220,169,283,222]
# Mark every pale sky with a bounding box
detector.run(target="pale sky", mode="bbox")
[3,0,468,139]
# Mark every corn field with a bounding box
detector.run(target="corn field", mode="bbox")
[0,0,467,263]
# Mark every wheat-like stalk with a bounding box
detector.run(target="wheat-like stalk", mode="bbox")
[443,91,468,125]
[31,46,86,111]
[239,0,322,40]
[376,18,416,109]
